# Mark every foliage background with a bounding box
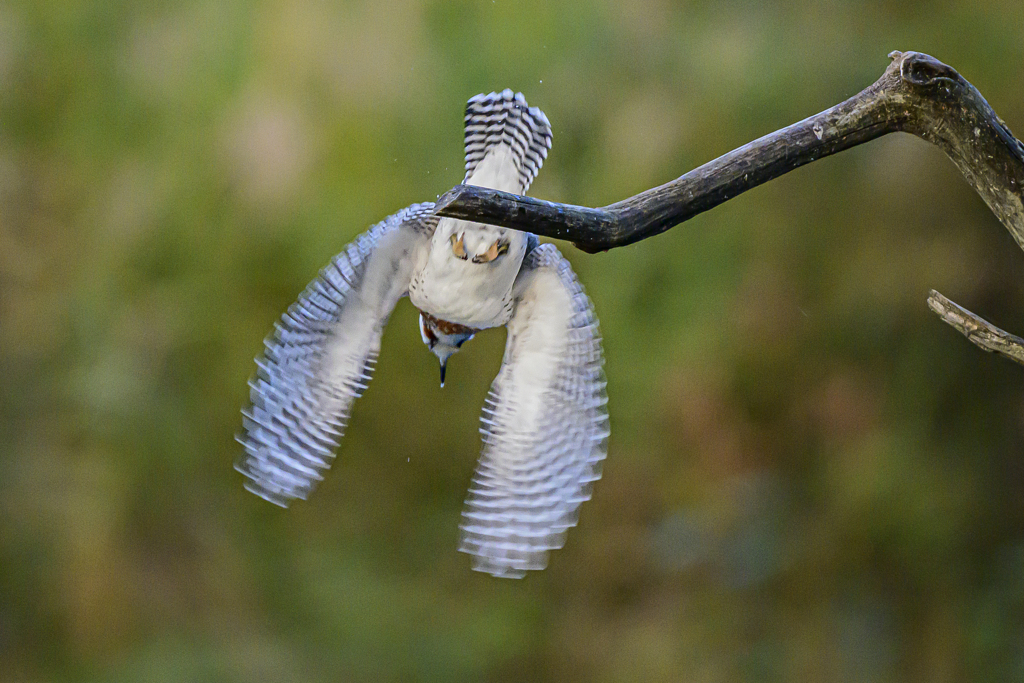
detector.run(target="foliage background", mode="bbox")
[2,0,1023,681]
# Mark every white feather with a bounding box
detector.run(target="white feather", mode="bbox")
[237,204,435,505]
[458,244,608,577]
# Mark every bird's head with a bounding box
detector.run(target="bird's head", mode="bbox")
[419,313,475,387]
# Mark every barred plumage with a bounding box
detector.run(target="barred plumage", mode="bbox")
[463,89,552,193]
[237,203,437,506]
[458,244,608,577]
[238,92,608,578]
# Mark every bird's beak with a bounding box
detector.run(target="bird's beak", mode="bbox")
[439,359,448,388]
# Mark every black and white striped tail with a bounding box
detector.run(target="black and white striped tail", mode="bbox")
[463,90,552,194]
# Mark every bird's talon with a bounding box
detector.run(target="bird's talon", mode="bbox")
[451,233,468,260]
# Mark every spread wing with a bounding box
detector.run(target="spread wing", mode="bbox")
[237,203,437,506]
[459,244,609,577]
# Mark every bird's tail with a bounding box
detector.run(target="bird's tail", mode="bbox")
[463,90,552,194]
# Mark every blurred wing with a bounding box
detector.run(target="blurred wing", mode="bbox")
[237,203,437,506]
[459,244,609,577]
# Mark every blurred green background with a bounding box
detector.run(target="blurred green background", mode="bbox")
[2,0,1024,681]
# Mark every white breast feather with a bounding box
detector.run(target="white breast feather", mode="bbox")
[409,144,529,328]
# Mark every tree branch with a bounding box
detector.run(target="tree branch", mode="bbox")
[927,290,1024,366]
[434,50,1024,366]
[435,51,1023,254]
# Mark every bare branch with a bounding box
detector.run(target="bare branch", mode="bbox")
[436,50,1024,368]
[435,51,1024,255]
[927,290,1024,366]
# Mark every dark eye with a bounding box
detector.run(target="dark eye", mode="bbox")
[496,242,510,256]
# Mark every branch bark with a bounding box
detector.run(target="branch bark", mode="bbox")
[434,50,1024,365]
[435,51,1023,253]
[927,291,1024,366]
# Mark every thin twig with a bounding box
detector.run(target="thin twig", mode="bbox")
[927,291,1024,366]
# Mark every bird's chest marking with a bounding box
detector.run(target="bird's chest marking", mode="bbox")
[418,311,481,336]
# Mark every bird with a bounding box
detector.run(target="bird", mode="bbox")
[237,90,609,578]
